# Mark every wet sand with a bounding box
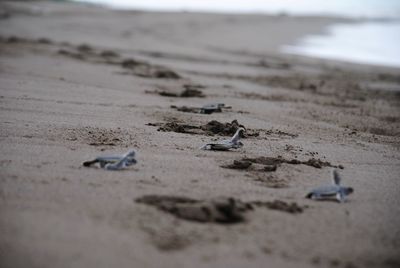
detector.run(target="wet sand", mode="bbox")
[0,1,399,268]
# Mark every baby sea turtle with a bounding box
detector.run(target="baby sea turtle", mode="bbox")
[306,169,354,202]
[200,127,244,151]
[200,103,230,114]
[83,150,137,170]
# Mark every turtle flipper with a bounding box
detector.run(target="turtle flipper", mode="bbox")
[336,191,345,203]
[83,159,98,167]
[83,150,137,170]
[230,127,245,144]
[332,169,341,186]
[200,144,210,150]
[123,150,136,159]
[99,160,113,168]
[104,151,138,170]
[105,157,129,170]
[105,160,125,170]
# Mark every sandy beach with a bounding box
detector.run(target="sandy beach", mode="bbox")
[0,1,399,268]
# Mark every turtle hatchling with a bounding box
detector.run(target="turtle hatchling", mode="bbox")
[200,127,244,151]
[306,169,353,202]
[200,103,230,114]
[83,149,137,170]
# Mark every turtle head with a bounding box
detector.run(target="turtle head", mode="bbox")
[344,187,354,195]
[126,158,137,165]
[337,187,353,202]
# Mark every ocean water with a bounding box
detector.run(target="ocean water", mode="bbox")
[73,0,400,67]
[283,21,400,67]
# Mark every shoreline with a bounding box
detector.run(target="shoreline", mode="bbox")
[0,1,399,268]
[282,20,400,69]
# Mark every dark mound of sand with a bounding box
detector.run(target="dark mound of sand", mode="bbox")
[242,156,341,169]
[136,195,252,223]
[148,119,259,137]
[136,195,305,223]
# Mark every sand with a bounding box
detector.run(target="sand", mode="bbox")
[0,1,400,268]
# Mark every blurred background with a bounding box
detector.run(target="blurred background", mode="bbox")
[73,0,400,67]
[73,0,400,17]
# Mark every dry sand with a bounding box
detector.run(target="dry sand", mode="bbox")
[0,1,400,268]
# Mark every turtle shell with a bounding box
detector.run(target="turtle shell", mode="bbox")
[206,143,232,151]
[308,185,340,197]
